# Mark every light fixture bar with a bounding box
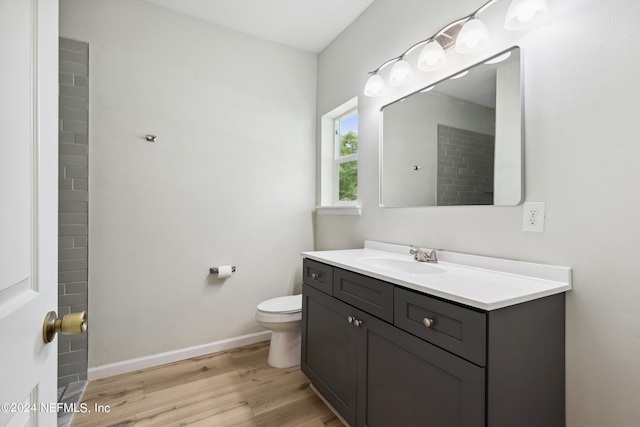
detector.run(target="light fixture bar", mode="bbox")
[367,0,499,76]
[475,0,500,15]
[364,0,547,97]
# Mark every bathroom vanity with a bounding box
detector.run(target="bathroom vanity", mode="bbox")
[301,241,571,427]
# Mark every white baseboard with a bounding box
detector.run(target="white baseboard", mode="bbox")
[87,330,271,381]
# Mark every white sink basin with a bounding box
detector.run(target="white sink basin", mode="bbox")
[356,257,445,275]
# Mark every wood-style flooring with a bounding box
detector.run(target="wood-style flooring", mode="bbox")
[70,341,344,427]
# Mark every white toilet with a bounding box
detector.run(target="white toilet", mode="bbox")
[255,294,302,368]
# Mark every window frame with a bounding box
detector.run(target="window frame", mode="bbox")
[318,96,360,215]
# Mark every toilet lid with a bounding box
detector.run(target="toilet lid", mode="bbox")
[257,294,302,314]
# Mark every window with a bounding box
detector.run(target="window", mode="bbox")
[318,97,360,214]
[334,109,358,204]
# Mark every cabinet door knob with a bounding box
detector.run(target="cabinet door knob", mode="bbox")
[347,316,355,323]
[353,319,362,327]
[423,318,434,328]
[311,272,320,280]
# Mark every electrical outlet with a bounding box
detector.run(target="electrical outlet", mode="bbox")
[522,202,545,232]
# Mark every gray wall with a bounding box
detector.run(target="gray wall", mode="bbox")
[315,0,640,425]
[58,37,89,388]
[60,0,316,371]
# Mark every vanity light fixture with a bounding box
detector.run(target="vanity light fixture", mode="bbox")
[363,0,548,97]
[505,0,548,30]
[417,40,447,71]
[455,17,490,54]
[389,57,415,86]
[363,72,386,97]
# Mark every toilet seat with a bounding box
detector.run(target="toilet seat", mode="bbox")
[257,294,302,314]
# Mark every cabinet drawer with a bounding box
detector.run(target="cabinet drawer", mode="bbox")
[394,287,486,366]
[333,268,393,322]
[303,258,333,295]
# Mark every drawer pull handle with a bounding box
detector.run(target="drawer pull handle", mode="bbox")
[347,316,363,327]
[311,272,320,280]
[423,318,435,328]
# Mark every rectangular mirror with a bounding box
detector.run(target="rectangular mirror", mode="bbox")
[380,46,523,207]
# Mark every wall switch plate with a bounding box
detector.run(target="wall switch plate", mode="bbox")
[522,202,545,232]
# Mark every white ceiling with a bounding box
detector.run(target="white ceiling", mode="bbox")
[145,0,376,53]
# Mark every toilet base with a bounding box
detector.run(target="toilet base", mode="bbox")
[267,330,301,368]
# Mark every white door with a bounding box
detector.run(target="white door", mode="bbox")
[0,0,59,426]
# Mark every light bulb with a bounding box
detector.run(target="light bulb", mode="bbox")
[505,0,548,31]
[364,73,386,97]
[389,59,415,86]
[455,18,490,54]
[417,40,446,71]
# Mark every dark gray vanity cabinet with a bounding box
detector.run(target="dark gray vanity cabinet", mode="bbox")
[301,258,566,427]
[303,284,485,427]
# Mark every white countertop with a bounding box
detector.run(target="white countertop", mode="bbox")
[302,241,572,311]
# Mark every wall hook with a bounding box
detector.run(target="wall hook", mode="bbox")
[413,165,421,171]
[145,135,157,142]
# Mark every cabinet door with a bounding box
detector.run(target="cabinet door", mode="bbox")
[360,312,486,427]
[302,284,359,425]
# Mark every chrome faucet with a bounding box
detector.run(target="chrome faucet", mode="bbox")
[410,245,438,263]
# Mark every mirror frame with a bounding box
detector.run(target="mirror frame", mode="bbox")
[379,46,524,208]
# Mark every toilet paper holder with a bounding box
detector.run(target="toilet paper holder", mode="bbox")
[210,266,236,274]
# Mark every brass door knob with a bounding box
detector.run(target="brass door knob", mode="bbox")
[42,311,87,343]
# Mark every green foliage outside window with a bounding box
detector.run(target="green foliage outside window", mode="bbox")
[339,131,358,201]
[340,130,358,156]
